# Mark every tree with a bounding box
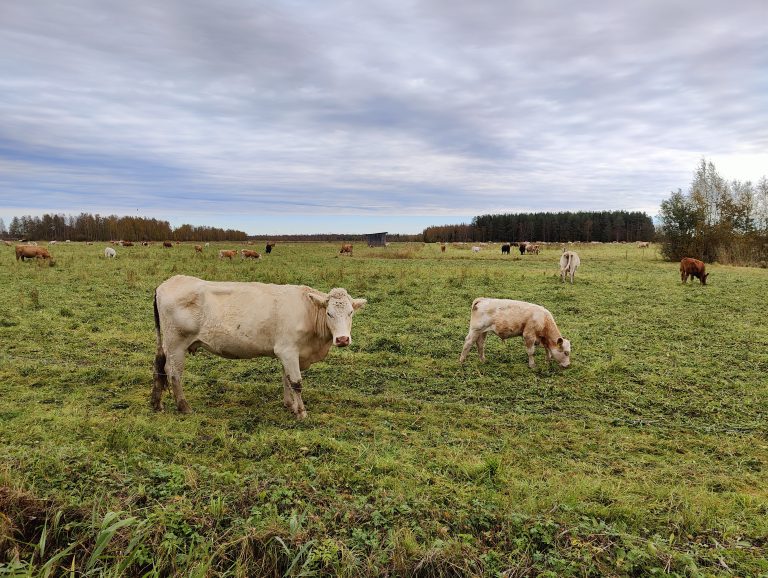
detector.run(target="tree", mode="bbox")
[0,218,6,238]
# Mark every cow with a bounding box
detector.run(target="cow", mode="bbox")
[527,244,540,255]
[459,298,571,369]
[472,246,481,253]
[637,241,650,248]
[194,245,203,253]
[3,240,13,246]
[151,275,366,418]
[120,241,134,247]
[560,251,581,284]
[519,243,527,255]
[142,241,150,246]
[86,242,94,245]
[265,242,274,254]
[680,258,708,285]
[440,244,446,253]
[219,250,237,260]
[241,249,261,260]
[104,247,116,258]
[340,244,353,256]
[48,240,57,245]
[15,245,52,261]
[205,242,210,248]
[163,241,173,248]
[501,243,511,255]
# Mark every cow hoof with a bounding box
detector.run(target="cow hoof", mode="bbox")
[177,401,192,414]
[295,410,307,420]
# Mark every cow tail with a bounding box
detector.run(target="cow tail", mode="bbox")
[153,290,168,392]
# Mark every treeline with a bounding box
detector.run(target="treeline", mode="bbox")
[251,233,420,242]
[659,159,768,265]
[1,213,247,242]
[422,211,655,243]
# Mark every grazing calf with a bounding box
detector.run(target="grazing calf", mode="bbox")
[241,249,261,260]
[560,251,581,284]
[680,258,708,285]
[152,276,366,418]
[163,241,173,248]
[15,245,52,261]
[219,250,237,260]
[194,245,203,253]
[104,247,116,258]
[460,298,571,368]
[339,243,353,256]
[472,246,481,253]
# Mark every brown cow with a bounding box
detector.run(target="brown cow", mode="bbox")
[527,244,540,255]
[15,245,52,261]
[241,249,261,260]
[3,240,13,246]
[680,258,708,285]
[339,244,353,256]
[163,241,173,248]
[219,250,237,260]
[194,245,203,253]
[121,241,134,247]
[441,243,446,253]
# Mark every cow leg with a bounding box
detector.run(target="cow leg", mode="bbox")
[523,332,537,368]
[151,346,168,411]
[459,329,481,363]
[476,332,487,362]
[166,346,192,414]
[570,270,575,284]
[278,355,307,420]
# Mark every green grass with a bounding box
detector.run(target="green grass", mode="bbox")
[0,241,767,577]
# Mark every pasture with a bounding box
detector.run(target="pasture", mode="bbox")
[1,241,767,577]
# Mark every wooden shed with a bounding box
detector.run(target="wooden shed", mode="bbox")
[365,232,387,247]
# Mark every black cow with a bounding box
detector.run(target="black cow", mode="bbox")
[501,243,511,255]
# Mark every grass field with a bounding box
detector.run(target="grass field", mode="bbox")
[1,241,767,577]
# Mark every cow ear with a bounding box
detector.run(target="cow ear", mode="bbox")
[352,298,367,311]
[308,292,330,307]
[557,337,564,348]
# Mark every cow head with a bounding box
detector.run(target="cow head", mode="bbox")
[309,288,366,347]
[701,272,709,285]
[549,337,571,367]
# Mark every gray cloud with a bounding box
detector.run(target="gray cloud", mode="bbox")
[1,0,766,230]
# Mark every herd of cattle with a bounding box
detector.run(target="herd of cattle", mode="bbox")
[5,239,710,419]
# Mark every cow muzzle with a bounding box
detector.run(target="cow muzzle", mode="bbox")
[335,336,350,347]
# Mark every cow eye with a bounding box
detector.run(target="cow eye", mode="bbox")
[565,351,570,356]
[327,311,334,318]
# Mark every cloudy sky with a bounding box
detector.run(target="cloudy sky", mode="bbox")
[1,0,766,233]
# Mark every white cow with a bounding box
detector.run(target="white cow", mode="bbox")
[472,246,481,253]
[152,275,366,419]
[560,250,580,284]
[460,298,571,368]
[104,247,116,258]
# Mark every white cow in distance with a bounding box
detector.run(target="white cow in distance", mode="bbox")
[560,250,580,284]
[104,247,116,258]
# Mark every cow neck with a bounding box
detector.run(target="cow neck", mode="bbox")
[311,299,333,342]
[541,317,562,350]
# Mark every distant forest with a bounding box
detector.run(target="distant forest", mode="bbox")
[0,213,247,242]
[422,211,655,243]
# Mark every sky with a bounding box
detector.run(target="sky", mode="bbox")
[0,0,766,234]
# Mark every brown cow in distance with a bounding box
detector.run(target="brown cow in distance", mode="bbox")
[680,258,708,285]
[163,241,173,248]
[15,245,52,261]
[241,249,261,260]
[339,244,353,256]
[194,245,203,253]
